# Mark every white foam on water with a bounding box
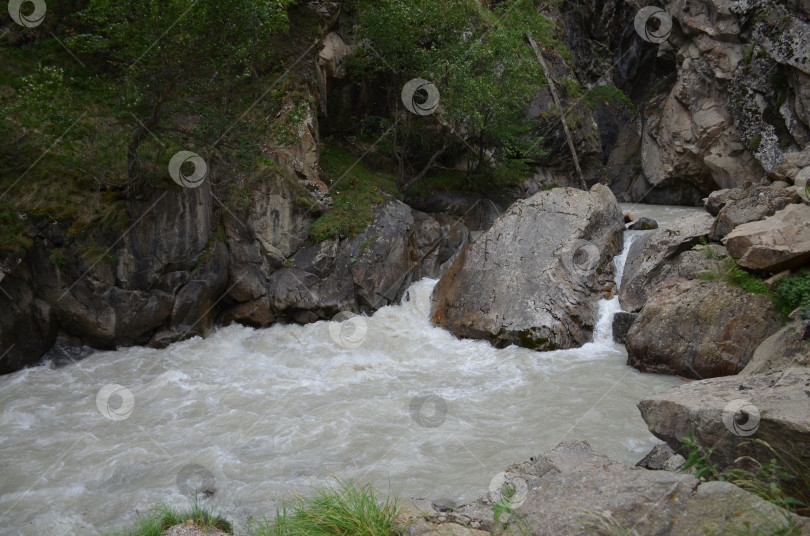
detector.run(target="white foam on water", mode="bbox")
[0,209,685,535]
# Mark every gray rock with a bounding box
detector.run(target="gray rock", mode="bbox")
[430,185,624,351]
[635,443,677,470]
[626,279,783,378]
[638,367,810,473]
[611,311,637,344]
[619,212,716,313]
[484,440,810,536]
[709,184,801,240]
[724,204,810,271]
[705,187,745,216]
[741,318,810,375]
[663,454,686,472]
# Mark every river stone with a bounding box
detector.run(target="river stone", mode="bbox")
[430,185,624,351]
[740,317,810,375]
[504,441,810,536]
[619,212,715,313]
[705,187,745,216]
[638,367,810,473]
[626,279,782,378]
[724,204,810,271]
[611,311,637,344]
[635,443,677,470]
[709,184,801,240]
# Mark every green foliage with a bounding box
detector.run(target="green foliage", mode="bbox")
[353,0,553,190]
[0,203,33,255]
[249,478,399,536]
[680,436,810,518]
[772,270,810,319]
[681,435,721,481]
[308,144,400,243]
[101,501,232,536]
[583,85,635,113]
[492,482,517,525]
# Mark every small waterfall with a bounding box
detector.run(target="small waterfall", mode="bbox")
[592,233,637,345]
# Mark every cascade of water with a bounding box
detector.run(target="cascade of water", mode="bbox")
[591,233,637,345]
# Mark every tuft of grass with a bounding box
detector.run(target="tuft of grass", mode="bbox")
[102,500,232,536]
[681,434,721,481]
[699,257,810,319]
[679,436,810,518]
[308,144,399,243]
[249,477,399,536]
[582,511,640,536]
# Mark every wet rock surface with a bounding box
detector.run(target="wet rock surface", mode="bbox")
[430,186,624,351]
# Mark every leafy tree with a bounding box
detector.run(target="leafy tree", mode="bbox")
[352,0,557,192]
[66,0,293,185]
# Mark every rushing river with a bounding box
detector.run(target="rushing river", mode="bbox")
[0,204,699,535]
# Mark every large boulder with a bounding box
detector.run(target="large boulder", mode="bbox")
[430,185,624,351]
[619,212,716,312]
[741,317,810,375]
[626,279,782,378]
[724,204,810,271]
[638,367,810,473]
[448,441,810,536]
[709,184,801,240]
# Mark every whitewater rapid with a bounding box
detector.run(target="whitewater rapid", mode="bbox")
[0,205,698,535]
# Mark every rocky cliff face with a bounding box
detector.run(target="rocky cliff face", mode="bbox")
[3,0,810,373]
[534,0,810,204]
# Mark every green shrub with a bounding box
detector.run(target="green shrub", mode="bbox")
[102,501,232,536]
[772,270,810,319]
[249,478,399,536]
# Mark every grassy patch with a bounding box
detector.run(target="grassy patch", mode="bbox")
[249,478,400,536]
[583,85,635,113]
[101,501,232,536]
[699,252,809,319]
[680,436,810,517]
[308,144,399,243]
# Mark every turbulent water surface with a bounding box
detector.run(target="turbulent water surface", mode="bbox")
[0,205,698,535]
